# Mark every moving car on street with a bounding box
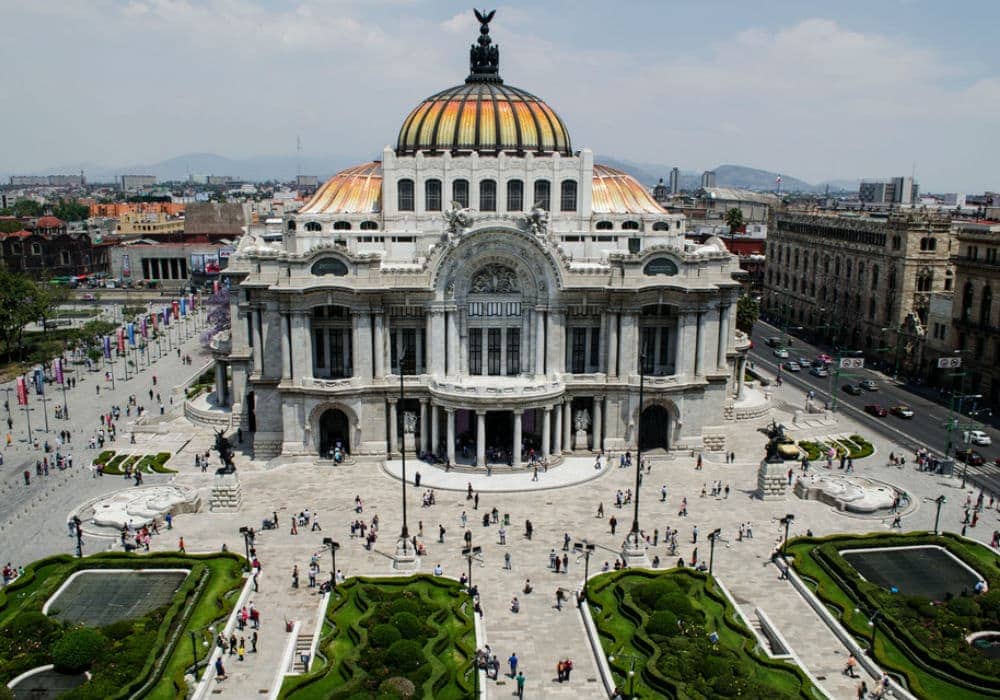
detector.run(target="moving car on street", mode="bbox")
[809,366,829,378]
[954,449,985,466]
[816,353,833,364]
[765,336,783,347]
[890,405,915,418]
[784,361,801,372]
[864,404,888,417]
[859,379,878,391]
[842,384,863,395]
[773,348,789,359]
[963,430,992,446]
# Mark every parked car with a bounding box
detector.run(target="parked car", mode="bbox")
[963,430,992,446]
[784,361,801,372]
[765,336,783,347]
[859,379,878,391]
[890,405,915,418]
[798,355,812,367]
[773,348,789,359]
[809,366,829,377]
[816,353,833,364]
[954,449,985,466]
[842,384,863,395]
[864,404,888,417]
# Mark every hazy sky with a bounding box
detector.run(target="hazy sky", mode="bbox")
[3,0,998,191]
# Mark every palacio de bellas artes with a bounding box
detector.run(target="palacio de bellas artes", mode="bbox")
[219,24,749,472]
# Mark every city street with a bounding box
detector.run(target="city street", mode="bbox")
[749,320,1000,493]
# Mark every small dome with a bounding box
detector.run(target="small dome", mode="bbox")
[396,83,572,156]
[299,162,382,215]
[591,165,667,215]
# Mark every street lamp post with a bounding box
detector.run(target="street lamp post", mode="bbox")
[322,538,340,587]
[394,351,416,570]
[708,529,722,575]
[574,540,596,596]
[928,495,946,535]
[608,653,642,698]
[780,514,795,556]
[238,526,252,570]
[622,348,648,566]
[461,545,482,588]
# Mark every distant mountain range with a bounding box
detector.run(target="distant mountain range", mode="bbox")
[598,157,857,194]
[6,152,857,194]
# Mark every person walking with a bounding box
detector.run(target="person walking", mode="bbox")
[516,670,526,698]
[508,652,518,678]
[178,537,185,553]
[609,516,617,535]
[504,552,512,570]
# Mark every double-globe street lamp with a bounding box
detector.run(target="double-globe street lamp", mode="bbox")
[322,537,341,587]
[622,349,648,564]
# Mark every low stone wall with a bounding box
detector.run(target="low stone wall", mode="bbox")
[184,398,233,428]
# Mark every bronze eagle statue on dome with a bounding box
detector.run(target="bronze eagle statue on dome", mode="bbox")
[468,8,501,79]
[474,9,495,27]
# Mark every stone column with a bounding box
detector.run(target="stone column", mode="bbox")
[388,399,398,456]
[607,312,618,377]
[357,312,374,379]
[619,312,638,377]
[553,403,563,454]
[717,304,731,369]
[535,308,546,376]
[446,311,459,377]
[419,399,429,454]
[291,312,310,383]
[476,410,486,467]
[546,309,565,375]
[593,396,603,453]
[521,312,531,375]
[280,312,292,380]
[674,313,686,377]
[429,310,445,376]
[541,406,551,461]
[215,362,226,405]
[512,409,523,467]
[252,308,263,375]
[373,312,385,379]
[737,357,746,399]
[694,311,706,376]
[431,403,440,456]
[446,408,456,465]
[563,399,572,452]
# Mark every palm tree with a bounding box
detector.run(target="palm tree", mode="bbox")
[724,207,744,237]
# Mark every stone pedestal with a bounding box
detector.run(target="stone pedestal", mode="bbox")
[756,459,789,500]
[403,433,417,454]
[392,536,419,571]
[209,473,243,512]
[574,429,589,451]
[621,532,650,568]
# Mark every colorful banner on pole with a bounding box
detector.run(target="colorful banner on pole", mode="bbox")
[141,317,148,338]
[16,377,27,406]
[172,300,180,320]
[54,358,64,385]
[127,322,135,346]
[163,307,170,326]
[117,328,125,353]
[103,335,112,359]
[34,368,44,396]
[213,280,220,294]
[189,293,196,310]
[180,298,187,317]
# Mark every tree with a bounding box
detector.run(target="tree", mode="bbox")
[736,294,759,334]
[200,285,231,347]
[0,270,42,361]
[51,199,91,222]
[724,207,745,236]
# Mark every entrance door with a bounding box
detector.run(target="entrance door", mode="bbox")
[485,411,512,449]
[639,405,670,451]
[319,408,350,457]
[246,391,256,433]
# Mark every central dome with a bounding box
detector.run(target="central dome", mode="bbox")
[396,10,571,156]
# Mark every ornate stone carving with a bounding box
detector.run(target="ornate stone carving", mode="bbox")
[522,206,549,236]
[574,409,591,432]
[403,411,418,435]
[470,264,519,294]
[443,204,475,236]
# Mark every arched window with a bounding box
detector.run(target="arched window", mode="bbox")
[622,221,640,230]
[397,179,414,211]
[823,256,829,274]
[560,180,577,212]
[793,249,799,269]
[360,221,378,230]
[643,257,678,276]
[452,179,469,208]
[652,222,670,231]
[981,286,992,326]
[834,257,841,276]
[944,269,953,291]
[425,179,442,211]
[304,221,322,232]
[506,179,524,211]
[871,264,879,289]
[803,254,808,273]
[533,179,551,210]
[287,220,296,231]
[333,221,352,231]
[917,269,933,292]
[596,221,613,230]
[479,179,497,211]
[311,257,349,276]
[846,260,852,279]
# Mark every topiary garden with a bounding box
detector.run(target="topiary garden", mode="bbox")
[587,568,817,699]
[279,575,476,699]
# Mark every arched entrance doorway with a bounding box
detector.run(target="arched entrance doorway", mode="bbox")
[639,405,670,452]
[319,408,350,457]
[246,391,256,433]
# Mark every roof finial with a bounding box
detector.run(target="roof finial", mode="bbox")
[467,9,502,83]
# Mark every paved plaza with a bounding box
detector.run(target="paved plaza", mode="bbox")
[1,332,998,699]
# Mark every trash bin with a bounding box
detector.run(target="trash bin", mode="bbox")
[503,513,510,526]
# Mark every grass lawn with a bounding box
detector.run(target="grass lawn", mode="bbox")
[98,452,174,475]
[279,575,477,699]
[786,532,1000,699]
[587,568,818,699]
[0,551,244,700]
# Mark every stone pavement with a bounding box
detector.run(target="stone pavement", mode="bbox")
[5,320,1000,698]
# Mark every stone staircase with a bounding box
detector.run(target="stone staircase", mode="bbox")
[291,633,313,673]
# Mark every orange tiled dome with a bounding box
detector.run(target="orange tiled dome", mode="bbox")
[299,162,382,215]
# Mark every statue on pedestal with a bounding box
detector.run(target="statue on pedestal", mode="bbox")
[574,409,591,450]
[214,429,236,475]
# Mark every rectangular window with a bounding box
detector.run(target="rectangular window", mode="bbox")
[560,180,577,212]
[507,180,523,211]
[331,330,345,377]
[397,179,415,211]
[402,328,417,374]
[487,328,502,376]
[507,328,520,375]
[641,327,656,373]
[480,180,497,212]
[390,330,398,372]
[571,328,586,373]
[469,328,482,375]
[533,180,550,211]
[658,327,670,372]
[453,179,469,209]
[425,179,442,211]
[589,327,600,369]
[314,329,326,369]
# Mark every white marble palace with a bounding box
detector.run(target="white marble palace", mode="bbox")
[219,12,750,465]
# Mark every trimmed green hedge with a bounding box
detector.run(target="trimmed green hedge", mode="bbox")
[798,435,874,462]
[787,532,1000,699]
[587,569,817,699]
[102,452,173,475]
[279,575,476,699]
